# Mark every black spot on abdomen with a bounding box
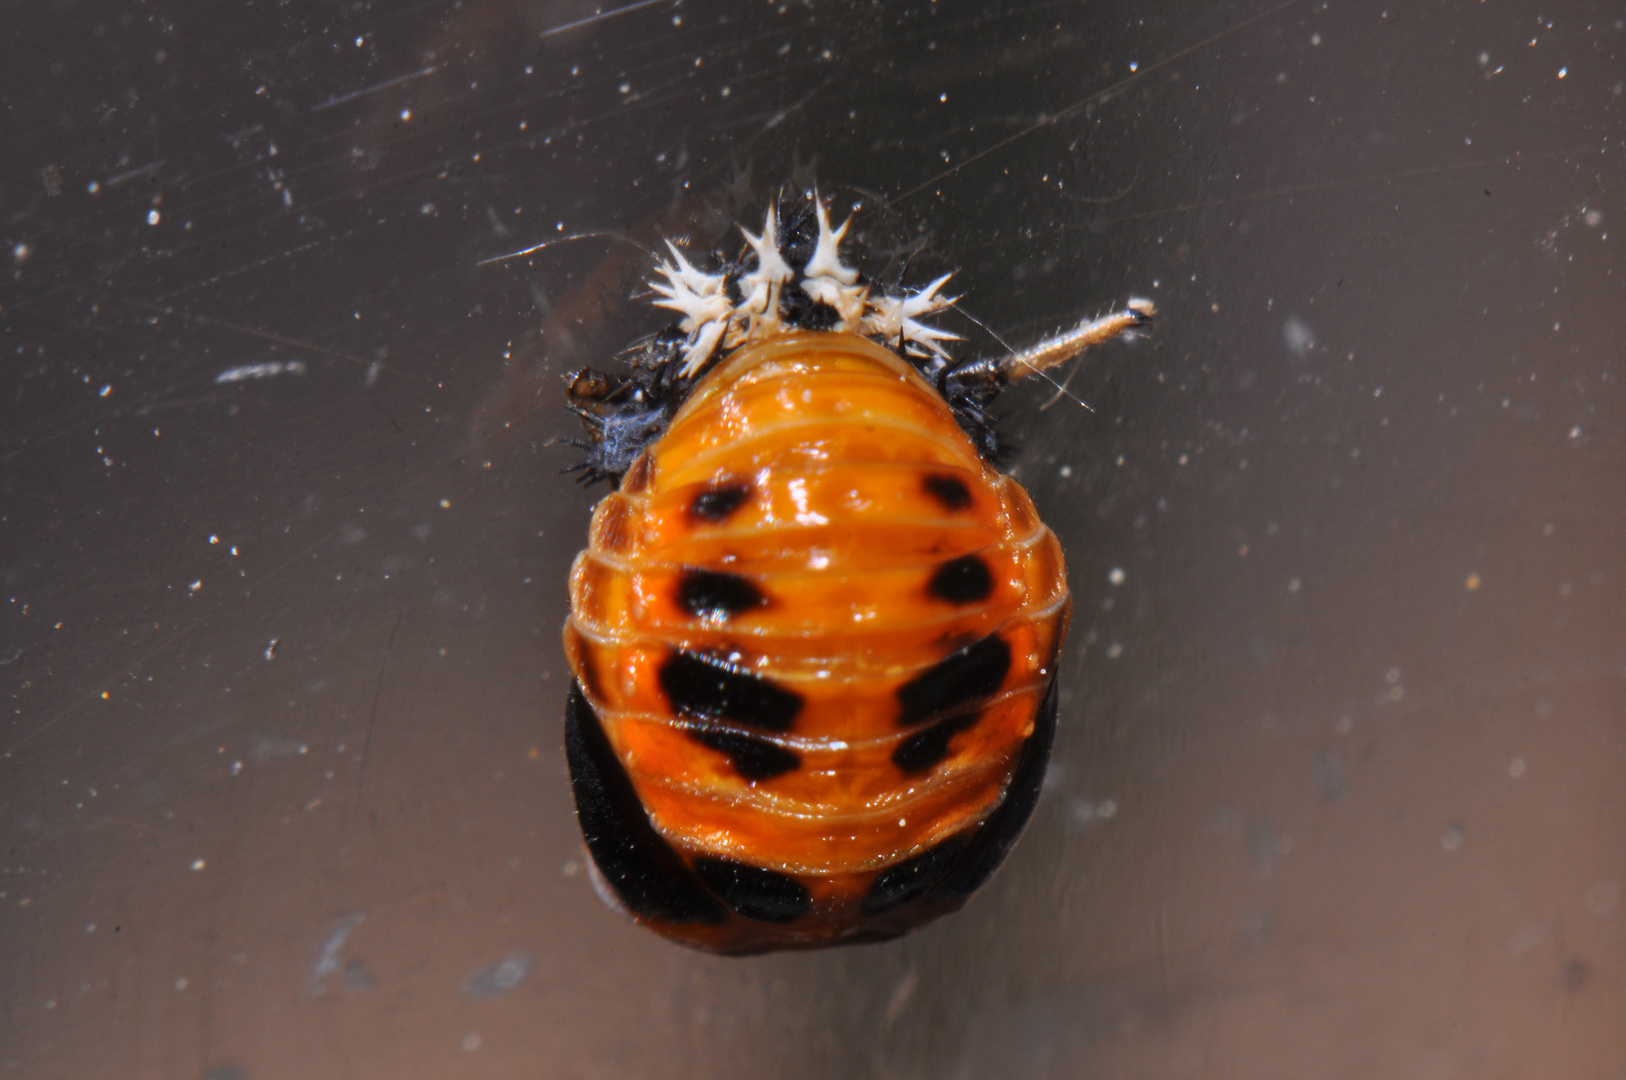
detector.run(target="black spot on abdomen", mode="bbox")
[924,682,1060,904]
[927,554,994,605]
[676,569,767,622]
[923,473,972,512]
[689,482,752,523]
[692,857,812,923]
[563,683,728,924]
[895,634,1011,726]
[688,727,800,781]
[659,650,804,732]
[861,834,971,914]
[892,712,980,773]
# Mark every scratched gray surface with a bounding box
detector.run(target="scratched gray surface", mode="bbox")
[3,1,1623,1077]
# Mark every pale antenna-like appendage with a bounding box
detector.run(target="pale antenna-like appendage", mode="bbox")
[1001,299,1156,380]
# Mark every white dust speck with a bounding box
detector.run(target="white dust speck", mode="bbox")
[464,950,534,998]
[1282,317,1315,357]
[1507,923,1545,955]
[311,913,365,990]
[214,360,306,384]
[1105,643,1123,659]
[882,970,917,1026]
[13,243,31,263]
[173,977,187,990]
[1107,567,1126,586]
[462,1033,481,1052]
[147,209,161,226]
[1440,824,1465,853]
[191,858,206,870]
[189,581,202,593]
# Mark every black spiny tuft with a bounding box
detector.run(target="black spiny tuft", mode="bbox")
[934,355,1013,464]
[775,192,821,272]
[563,329,692,487]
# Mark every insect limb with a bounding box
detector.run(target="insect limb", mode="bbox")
[951,303,1093,413]
[1000,299,1155,380]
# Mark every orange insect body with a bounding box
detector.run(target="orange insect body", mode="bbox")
[565,331,1067,951]
[559,192,1149,953]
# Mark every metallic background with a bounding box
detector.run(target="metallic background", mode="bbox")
[3,0,1622,1076]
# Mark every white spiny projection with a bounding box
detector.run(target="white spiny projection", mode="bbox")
[650,195,960,377]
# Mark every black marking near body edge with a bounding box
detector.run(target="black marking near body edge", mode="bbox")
[924,682,1060,904]
[892,712,980,773]
[861,834,971,914]
[693,857,813,922]
[927,554,994,605]
[689,482,753,523]
[895,634,1011,726]
[922,473,972,511]
[659,649,805,731]
[688,726,801,781]
[676,569,768,622]
[563,683,728,924]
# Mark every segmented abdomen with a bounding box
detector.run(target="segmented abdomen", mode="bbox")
[563,332,1069,904]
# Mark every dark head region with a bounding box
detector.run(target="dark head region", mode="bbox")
[892,712,980,773]
[692,856,813,923]
[896,633,1012,727]
[778,285,842,330]
[927,554,994,605]
[687,726,801,782]
[659,649,804,732]
[689,481,753,524]
[923,473,972,512]
[677,569,768,622]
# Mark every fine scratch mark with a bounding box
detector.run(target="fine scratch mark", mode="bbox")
[147,238,328,303]
[312,66,439,111]
[3,620,205,758]
[105,159,168,187]
[124,301,395,377]
[537,0,669,39]
[476,230,649,267]
[355,610,403,795]
[880,0,1307,210]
